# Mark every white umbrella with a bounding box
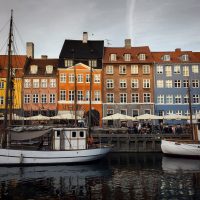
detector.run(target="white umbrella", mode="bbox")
[135,114,163,120]
[26,114,50,121]
[50,113,81,120]
[102,113,136,121]
[163,114,188,120]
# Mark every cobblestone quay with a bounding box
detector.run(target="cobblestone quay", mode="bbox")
[92,128,192,152]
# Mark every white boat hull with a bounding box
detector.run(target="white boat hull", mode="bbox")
[0,146,111,165]
[161,140,200,157]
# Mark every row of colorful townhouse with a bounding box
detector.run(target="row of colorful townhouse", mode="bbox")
[0,32,200,126]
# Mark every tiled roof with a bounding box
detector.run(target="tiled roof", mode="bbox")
[0,55,27,78]
[24,58,59,76]
[152,50,199,63]
[103,46,154,63]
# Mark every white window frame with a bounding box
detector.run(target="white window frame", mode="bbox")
[143,79,150,88]
[157,80,164,88]
[131,93,139,103]
[106,79,114,89]
[49,94,56,103]
[106,93,114,103]
[120,79,127,88]
[143,93,151,103]
[143,65,150,74]
[131,65,138,74]
[131,79,139,88]
[120,93,127,103]
[69,74,75,83]
[33,79,39,88]
[60,90,66,101]
[124,54,131,61]
[165,66,172,77]
[157,65,163,74]
[119,65,126,74]
[165,80,172,88]
[60,73,66,83]
[41,79,47,88]
[106,65,113,74]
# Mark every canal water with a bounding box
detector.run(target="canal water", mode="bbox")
[1,153,200,200]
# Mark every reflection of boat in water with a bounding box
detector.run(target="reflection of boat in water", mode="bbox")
[162,156,200,172]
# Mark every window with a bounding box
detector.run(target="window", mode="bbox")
[33,94,39,103]
[174,65,181,74]
[132,109,139,117]
[110,54,117,61]
[106,93,114,103]
[124,54,131,61]
[77,74,83,83]
[94,91,100,101]
[106,79,114,89]
[46,65,53,74]
[163,55,170,61]
[157,80,164,88]
[120,93,127,103]
[69,74,75,83]
[158,110,164,116]
[24,94,30,104]
[131,79,139,88]
[60,90,66,101]
[143,79,150,88]
[143,65,150,74]
[86,74,90,83]
[72,132,76,138]
[175,95,182,104]
[131,65,138,74]
[165,80,172,88]
[41,79,47,88]
[60,73,66,83]
[184,95,189,103]
[157,65,163,74]
[144,109,151,114]
[120,79,127,88]
[50,79,56,88]
[85,90,90,101]
[192,65,199,73]
[193,95,199,103]
[50,94,56,103]
[69,91,74,101]
[157,95,164,104]
[182,54,189,61]
[24,79,31,88]
[165,66,172,76]
[192,80,199,88]
[143,93,151,103]
[0,81,4,89]
[33,79,39,88]
[0,96,4,105]
[107,109,114,116]
[166,110,173,115]
[41,94,47,104]
[89,59,97,68]
[94,74,100,83]
[183,66,189,76]
[120,109,127,115]
[132,93,139,103]
[77,91,83,101]
[183,80,189,88]
[80,131,84,138]
[174,80,181,88]
[119,65,126,74]
[139,54,146,60]
[176,110,182,115]
[30,65,38,74]
[65,59,73,67]
[106,65,113,74]
[166,95,173,104]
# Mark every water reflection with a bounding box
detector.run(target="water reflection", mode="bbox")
[1,154,200,199]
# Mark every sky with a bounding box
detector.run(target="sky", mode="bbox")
[0,0,200,58]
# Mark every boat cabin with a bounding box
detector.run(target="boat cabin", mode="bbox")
[52,128,88,150]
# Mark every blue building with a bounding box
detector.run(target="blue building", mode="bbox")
[153,49,200,118]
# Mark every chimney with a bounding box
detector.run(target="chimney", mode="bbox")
[26,42,34,58]
[41,55,48,59]
[175,48,181,52]
[125,39,131,49]
[83,32,88,43]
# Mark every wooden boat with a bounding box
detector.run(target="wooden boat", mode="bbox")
[0,10,112,165]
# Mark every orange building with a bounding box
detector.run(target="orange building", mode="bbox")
[58,63,102,126]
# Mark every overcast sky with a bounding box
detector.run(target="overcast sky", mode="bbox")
[0,0,200,58]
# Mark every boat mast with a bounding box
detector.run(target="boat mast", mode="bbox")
[2,10,13,147]
[88,64,92,135]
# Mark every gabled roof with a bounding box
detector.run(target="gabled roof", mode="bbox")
[152,50,199,63]
[59,40,104,59]
[0,55,27,78]
[103,46,154,63]
[24,58,59,77]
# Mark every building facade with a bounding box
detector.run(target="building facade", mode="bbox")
[153,49,200,117]
[103,39,155,120]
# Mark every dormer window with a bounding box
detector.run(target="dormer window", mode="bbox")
[46,65,53,74]
[89,59,97,68]
[124,54,131,61]
[64,59,73,67]
[182,54,189,61]
[163,55,170,61]
[138,54,146,61]
[30,65,38,74]
[110,54,117,61]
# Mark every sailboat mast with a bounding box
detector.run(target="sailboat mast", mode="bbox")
[88,65,92,135]
[74,63,77,126]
